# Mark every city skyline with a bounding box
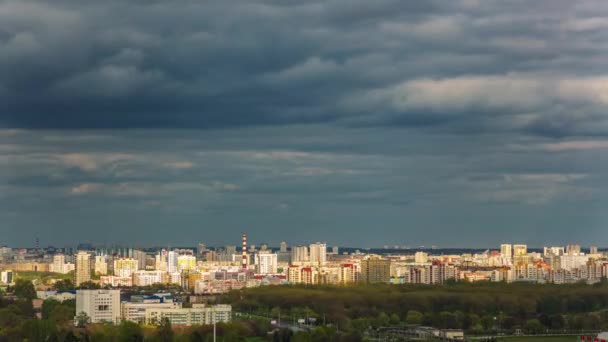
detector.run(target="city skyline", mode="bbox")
[3,1,608,246]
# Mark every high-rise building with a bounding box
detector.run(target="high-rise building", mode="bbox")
[280,241,287,253]
[177,255,196,272]
[291,246,309,263]
[566,244,581,255]
[133,250,147,270]
[76,289,121,324]
[242,233,248,269]
[255,252,278,274]
[414,251,429,263]
[95,255,108,275]
[52,254,65,273]
[360,257,391,284]
[500,244,512,259]
[197,243,207,255]
[309,243,327,265]
[167,251,178,273]
[156,250,168,271]
[513,244,527,256]
[513,244,528,265]
[591,246,599,255]
[74,251,92,286]
[114,258,139,278]
[332,246,339,255]
[339,263,357,284]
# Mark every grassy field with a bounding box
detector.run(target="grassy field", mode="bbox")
[14,271,72,283]
[497,336,580,342]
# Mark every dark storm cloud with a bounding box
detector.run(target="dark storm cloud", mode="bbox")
[3,1,608,247]
[1,0,608,136]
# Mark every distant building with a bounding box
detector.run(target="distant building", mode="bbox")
[500,244,512,259]
[144,304,231,326]
[197,243,207,255]
[339,264,357,284]
[76,289,121,324]
[309,243,327,265]
[74,251,92,286]
[566,244,581,255]
[167,251,178,273]
[133,270,166,286]
[291,246,309,263]
[95,255,108,275]
[255,252,278,274]
[114,258,138,278]
[0,270,14,285]
[414,252,428,264]
[513,244,527,256]
[122,301,181,324]
[177,255,196,272]
[360,257,391,284]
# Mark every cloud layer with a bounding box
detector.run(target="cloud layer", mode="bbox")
[1,1,608,246]
[1,0,608,136]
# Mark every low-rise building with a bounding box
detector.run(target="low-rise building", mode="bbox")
[75,289,121,324]
[144,304,232,326]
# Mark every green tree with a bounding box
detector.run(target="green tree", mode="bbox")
[50,304,75,325]
[13,279,36,300]
[375,312,390,327]
[63,330,80,342]
[292,331,312,342]
[524,319,545,334]
[53,279,75,291]
[549,314,565,329]
[405,310,423,325]
[22,319,59,342]
[75,311,90,327]
[389,313,400,325]
[41,298,61,319]
[118,320,144,341]
[77,281,101,290]
[157,317,174,342]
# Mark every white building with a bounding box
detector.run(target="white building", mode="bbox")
[121,301,181,323]
[37,291,76,302]
[144,304,232,326]
[177,255,196,272]
[513,244,527,256]
[309,243,327,265]
[0,270,14,285]
[414,252,429,264]
[74,251,92,287]
[291,246,309,263]
[560,254,589,271]
[500,244,512,259]
[95,255,108,275]
[76,289,121,324]
[133,270,166,286]
[167,251,178,273]
[255,252,278,274]
[114,258,138,278]
[50,254,73,274]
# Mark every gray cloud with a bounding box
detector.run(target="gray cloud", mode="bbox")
[2,1,608,247]
[0,0,607,136]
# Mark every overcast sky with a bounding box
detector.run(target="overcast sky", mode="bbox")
[2,0,608,248]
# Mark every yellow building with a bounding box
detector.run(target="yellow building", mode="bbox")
[114,258,138,278]
[177,255,196,272]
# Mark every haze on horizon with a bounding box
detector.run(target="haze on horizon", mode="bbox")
[1,0,608,248]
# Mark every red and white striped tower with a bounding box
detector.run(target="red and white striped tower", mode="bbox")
[242,233,248,269]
